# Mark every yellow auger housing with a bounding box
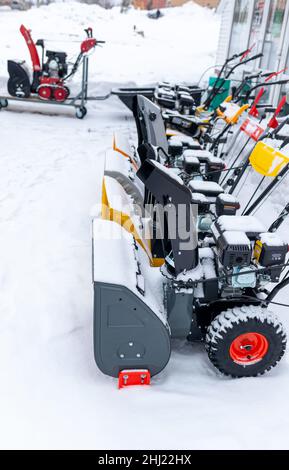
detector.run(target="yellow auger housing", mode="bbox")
[249,142,289,177]
[101,173,165,268]
[101,175,151,257]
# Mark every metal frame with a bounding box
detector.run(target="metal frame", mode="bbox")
[71,55,89,110]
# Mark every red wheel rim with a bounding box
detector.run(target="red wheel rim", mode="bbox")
[54,87,68,102]
[229,332,269,365]
[38,86,52,100]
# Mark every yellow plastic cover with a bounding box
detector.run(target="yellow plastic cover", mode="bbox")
[217,102,249,124]
[249,142,289,177]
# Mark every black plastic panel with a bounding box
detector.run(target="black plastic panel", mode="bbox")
[93,282,171,378]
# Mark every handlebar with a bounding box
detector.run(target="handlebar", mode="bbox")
[234,68,287,101]
[204,50,263,109]
[245,52,264,62]
[279,135,289,150]
[85,27,93,38]
[265,67,288,82]
[84,27,106,44]
[242,69,287,84]
[271,114,289,137]
[256,104,275,110]
[226,53,263,79]
[225,51,247,64]
[239,79,289,103]
[228,46,256,63]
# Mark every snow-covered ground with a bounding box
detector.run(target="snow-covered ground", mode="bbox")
[1,2,289,451]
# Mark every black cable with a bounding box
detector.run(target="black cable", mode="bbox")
[222,136,252,185]
[157,146,171,165]
[269,301,289,308]
[283,269,289,280]
[188,164,248,181]
[197,64,223,86]
[242,175,265,214]
[251,171,289,216]
[236,165,254,198]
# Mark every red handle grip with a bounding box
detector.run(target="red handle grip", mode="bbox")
[268,95,287,129]
[249,87,265,117]
[240,43,256,62]
[265,67,288,82]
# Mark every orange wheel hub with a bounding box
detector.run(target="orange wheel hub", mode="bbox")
[230,332,269,365]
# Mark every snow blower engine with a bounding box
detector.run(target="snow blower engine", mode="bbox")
[7,25,100,102]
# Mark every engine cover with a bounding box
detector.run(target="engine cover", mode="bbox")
[44,50,68,78]
[216,194,240,216]
[254,232,288,267]
[218,230,252,269]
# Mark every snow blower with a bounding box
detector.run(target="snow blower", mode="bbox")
[163,71,289,149]
[109,91,289,217]
[92,88,289,387]
[105,93,289,248]
[106,93,226,201]
[93,155,288,387]
[3,25,105,118]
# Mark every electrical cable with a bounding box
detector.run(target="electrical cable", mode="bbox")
[269,301,289,308]
[197,64,223,86]
[251,173,289,216]
[235,165,252,198]
[187,164,247,182]
[241,174,265,212]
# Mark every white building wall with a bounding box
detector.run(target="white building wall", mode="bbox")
[215,0,235,67]
[216,0,289,106]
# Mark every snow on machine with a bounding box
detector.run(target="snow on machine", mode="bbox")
[92,96,289,388]
[93,156,288,388]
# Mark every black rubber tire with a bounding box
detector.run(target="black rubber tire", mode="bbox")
[75,106,87,119]
[64,86,70,99]
[205,305,287,378]
[0,98,8,108]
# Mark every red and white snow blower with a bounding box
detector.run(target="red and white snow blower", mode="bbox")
[0,25,105,118]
